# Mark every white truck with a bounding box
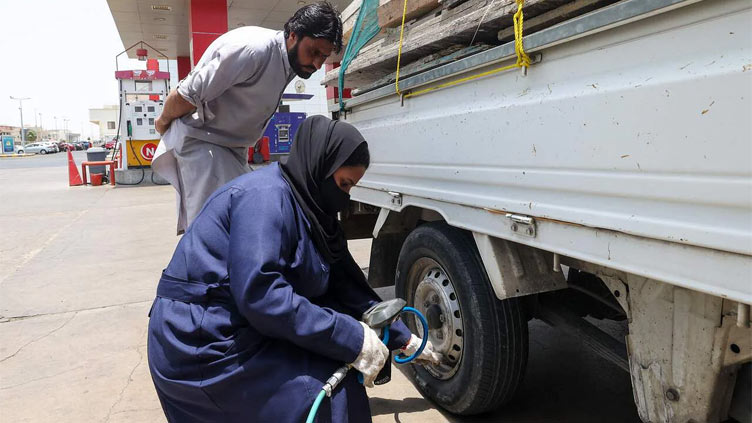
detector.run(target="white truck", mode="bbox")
[332,0,752,421]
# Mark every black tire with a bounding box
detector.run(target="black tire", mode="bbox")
[17,150,23,154]
[40,149,47,155]
[395,222,528,415]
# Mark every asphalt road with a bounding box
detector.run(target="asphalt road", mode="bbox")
[0,149,96,170]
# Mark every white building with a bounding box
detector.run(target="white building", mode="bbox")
[45,129,66,142]
[284,69,328,117]
[89,105,119,142]
[0,125,20,143]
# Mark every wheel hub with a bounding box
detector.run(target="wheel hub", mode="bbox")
[412,260,464,380]
[425,304,443,329]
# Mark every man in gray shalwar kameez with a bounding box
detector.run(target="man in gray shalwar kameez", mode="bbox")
[152,2,343,234]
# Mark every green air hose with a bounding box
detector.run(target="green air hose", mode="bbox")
[305,307,429,422]
[306,390,327,423]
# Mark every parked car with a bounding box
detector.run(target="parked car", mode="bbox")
[81,141,91,150]
[41,142,59,153]
[104,139,117,149]
[72,142,83,151]
[16,143,51,155]
[60,142,74,151]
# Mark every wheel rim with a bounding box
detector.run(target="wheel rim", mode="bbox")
[407,257,464,380]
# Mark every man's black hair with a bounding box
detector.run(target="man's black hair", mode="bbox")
[342,142,370,169]
[284,1,343,54]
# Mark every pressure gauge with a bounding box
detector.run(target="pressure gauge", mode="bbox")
[295,80,306,94]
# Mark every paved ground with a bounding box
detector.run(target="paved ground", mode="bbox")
[0,152,641,422]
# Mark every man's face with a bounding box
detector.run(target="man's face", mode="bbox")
[286,33,334,79]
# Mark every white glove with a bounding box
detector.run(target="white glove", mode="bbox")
[401,334,442,365]
[350,322,389,387]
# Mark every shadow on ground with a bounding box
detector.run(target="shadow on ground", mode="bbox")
[368,314,641,423]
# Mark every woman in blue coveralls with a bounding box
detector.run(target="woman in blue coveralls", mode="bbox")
[147,116,441,422]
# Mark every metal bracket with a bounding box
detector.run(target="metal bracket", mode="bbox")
[506,213,536,237]
[600,276,631,320]
[388,191,402,207]
[520,53,543,77]
[372,208,390,238]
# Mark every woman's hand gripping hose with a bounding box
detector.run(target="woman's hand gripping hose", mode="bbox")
[306,301,432,423]
[350,322,390,387]
[305,323,390,423]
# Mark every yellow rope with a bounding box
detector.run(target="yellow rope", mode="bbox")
[512,0,531,67]
[395,0,410,96]
[396,0,532,100]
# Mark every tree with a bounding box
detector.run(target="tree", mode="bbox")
[24,129,37,142]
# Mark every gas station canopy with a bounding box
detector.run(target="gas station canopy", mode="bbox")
[107,0,351,61]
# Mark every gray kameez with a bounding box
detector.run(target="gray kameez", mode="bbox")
[152,27,295,233]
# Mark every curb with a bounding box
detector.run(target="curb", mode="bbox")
[0,154,35,158]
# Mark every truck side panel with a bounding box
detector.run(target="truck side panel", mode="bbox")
[345,0,752,300]
[346,0,751,255]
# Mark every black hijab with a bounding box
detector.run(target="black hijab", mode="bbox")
[279,115,366,264]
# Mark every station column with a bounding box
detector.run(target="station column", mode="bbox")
[188,0,228,66]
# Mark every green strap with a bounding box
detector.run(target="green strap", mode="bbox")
[338,0,381,112]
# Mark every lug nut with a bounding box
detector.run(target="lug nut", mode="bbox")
[665,388,680,402]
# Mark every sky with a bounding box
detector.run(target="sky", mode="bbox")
[0,0,329,140]
[0,0,175,139]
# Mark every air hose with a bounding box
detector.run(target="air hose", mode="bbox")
[305,306,429,423]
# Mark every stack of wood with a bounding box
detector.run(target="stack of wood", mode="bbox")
[326,0,617,96]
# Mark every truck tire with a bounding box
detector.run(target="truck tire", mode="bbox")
[395,222,528,415]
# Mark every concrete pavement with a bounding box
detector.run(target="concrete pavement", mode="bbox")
[1,151,176,422]
[0,152,641,422]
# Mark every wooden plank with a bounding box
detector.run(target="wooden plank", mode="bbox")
[341,0,391,44]
[326,0,567,87]
[326,0,490,85]
[377,0,441,29]
[326,0,605,88]
[497,0,614,42]
[342,0,480,58]
[353,44,491,95]
[341,0,363,23]
[342,0,363,44]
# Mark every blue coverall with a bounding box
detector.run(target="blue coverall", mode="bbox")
[147,163,411,422]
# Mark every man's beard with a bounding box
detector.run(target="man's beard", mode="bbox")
[287,41,314,79]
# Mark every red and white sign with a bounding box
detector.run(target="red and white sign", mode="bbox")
[114,70,170,80]
[141,143,157,161]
